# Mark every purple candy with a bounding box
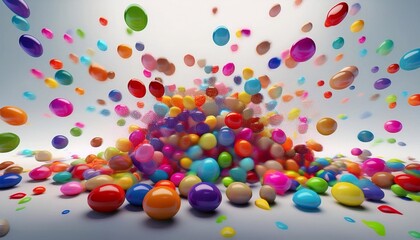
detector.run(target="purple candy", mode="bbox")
[3,0,30,18]
[188,182,222,212]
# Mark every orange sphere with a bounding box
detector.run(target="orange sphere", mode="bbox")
[155,180,176,190]
[234,140,253,157]
[142,187,181,220]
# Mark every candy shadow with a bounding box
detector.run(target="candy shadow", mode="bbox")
[142,217,178,229]
[294,205,322,213]
[124,204,144,212]
[226,201,251,208]
[26,179,50,183]
[188,208,218,218]
[337,203,368,212]
[0,186,18,191]
[85,210,121,219]
[367,199,388,204]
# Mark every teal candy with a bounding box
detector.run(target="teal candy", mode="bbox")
[186,145,203,160]
[54,70,73,86]
[339,173,359,185]
[229,167,247,183]
[149,169,168,183]
[197,158,220,182]
[12,15,30,31]
[239,157,254,171]
[400,48,420,70]
[332,37,344,49]
[244,78,262,95]
[53,172,72,183]
[153,103,169,117]
[292,188,321,209]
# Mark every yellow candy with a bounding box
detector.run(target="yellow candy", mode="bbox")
[295,176,308,185]
[128,124,140,133]
[331,182,364,207]
[235,30,242,38]
[115,138,132,152]
[220,226,236,238]
[255,198,270,210]
[198,133,217,150]
[238,92,251,104]
[180,157,192,169]
[350,20,364,33]
[242,67,254,80]
[268,85,283,99]
[161,96,172,107]
[45,77,59,88]
[177,86,186,93]
[205,115,217,130]
[113,173,136,190]
[169,106,182,117]
[103,147,121,161]
[284,170,300,179]
[171,95,184,109]
[183,96,196,110]
[85,175,114,191]
[288,108,301,120]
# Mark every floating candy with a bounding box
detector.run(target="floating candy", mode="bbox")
[324,2,349,27]
[88,64,108,81]
[350,20,364,33]
[11,15,30,31]
[293,188,321,209]
[399,48,420,70]
[88,184,125,212]
[41,28,53,39]
[54,70,73,85]
[124,4,148,31]
[99,17,108,26]
[128,78,146,98]
[376,39,394,56]
[301,22,313,33]
[117,44,132,58]
[3,0,30,18]
[290,37,316,62]
[384,120,402,133]
[316,117,337,135]
[49,98,73,117]
[213,26,230,46]
[256,41,271,55]
[0,106,27,126]
[349,3,361,16]
[51,135,69,149]
[0,132,20,153]
[408,94,420,106]
[188,182,222,212]
[357,130,374,142]
[19,34,43,57]
[143,186,181,220]
[374,78,391,90]
[97,40,108,51]
[222,62,235,76]
[149,80,165,98]
[329,70,355,90]
[269,4,281,17]
[332,37,344,49]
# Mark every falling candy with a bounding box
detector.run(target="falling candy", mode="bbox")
[362,220,386,236]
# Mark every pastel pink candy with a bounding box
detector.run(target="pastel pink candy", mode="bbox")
[60,181,84,196]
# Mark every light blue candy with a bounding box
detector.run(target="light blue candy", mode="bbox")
[400,48,420,70]
[197,158,220,182]
[244,78,262,95]
[186,145,203,160]
[239,157,254,171]
[97,40,108,51]
[149,169,168,183]
[153,103,169,117]
[12,15,30,31]
[292,188,321,209]
[339,173,359,185]
[229,167,247,183]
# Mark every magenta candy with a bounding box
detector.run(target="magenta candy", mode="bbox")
[29,166,52,180]
[362,158,387,177]
[49,98,73,117]
[170,172,185,187]
[271,129,286,144]
[394,174,420,192]
[290,37,316,62]
[384,120,403,133]
[135,144,154,163]
[114,104,130,117]
[351,148,363,156]
[60,181,84,196]
[236,128,253,141]
[262,170,291,195]
[222,62,235,76]
[129,129,146,147]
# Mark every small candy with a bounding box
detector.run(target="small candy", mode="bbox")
[226,182,252,205]
[255,198,270,210]
[32,186,46,195]
[60,181,84,196]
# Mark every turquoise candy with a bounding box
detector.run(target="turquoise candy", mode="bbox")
[400,48,420,70]
[197,158,220,182]
[292,188,321,209]
[53,171,72,183]
[244,78,262,95]
[239,157,254,171]
[229,167,247,183]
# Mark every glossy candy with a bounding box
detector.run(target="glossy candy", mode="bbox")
[324,2,348,27]
[49,98,73,117]
[371,172,394,188]
[331,182,364,206]
[400,48,420,70]
[88,184,125,212]
[384,120,402,133]
[290,37,316,62]
[32,186,46,195]
[306,177,328,194]
[12,15,30,31]
[124,4,148,31]
[0,219,10,238]
[394,174,420,192]
[259,185,276,203]
[19,34,43,58]
[51,135,69,149]
[60,181,84,196]
[0,173,22,189]
[29,166,52,180]
[188,182,222,212]
[213,26,230,46]
[357,130,374,142]
[316,117,337,135]
[0,132,20,153]
[128,79,146,98]
[226,182,252,204]
[262,170,291,195]
[143,186,181,220]
[126,183,152,206]
[293,188,321,209]
[357,179,384,201]
[0,106,27,126]
[179,175,202,197]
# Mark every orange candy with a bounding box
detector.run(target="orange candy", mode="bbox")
[234,140,252,157]
[117,44,132,59]
[154,180,176,190]
[0,106,28,126]
[408,94,420,106]
[282,137,293,152]
[142,187,181,220]
[88,63,108,81]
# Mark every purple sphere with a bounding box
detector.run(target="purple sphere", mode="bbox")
[290,37,316,62]
[188,182,222,212]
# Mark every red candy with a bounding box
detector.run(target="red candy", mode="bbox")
[225,112,243,129]
[9,192,26,199]
[324,2,349,27]
[394,174,420,192]
[128,78,146,98]
[149,80,165,98]
[87,184,125,212]
[71,164,91,180]
[33,186,46,195]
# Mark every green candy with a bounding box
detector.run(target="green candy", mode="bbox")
[391,184,407,197]
[218,151,232,168]
[222,176,234,187]
[0,132,20,153]
[306,177,329,194]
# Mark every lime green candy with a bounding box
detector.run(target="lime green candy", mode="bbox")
[218,151,233,168]
[222,176,234,187]
[0,132,20,153]
[70,127,82,137]
[124,4,148,31]
[306,177,329,194]
[391,184,407,197]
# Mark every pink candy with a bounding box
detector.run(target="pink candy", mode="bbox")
[362,158,387,177]
[60,181,84,196]
[29,166,52,180]
[262,170,291,195]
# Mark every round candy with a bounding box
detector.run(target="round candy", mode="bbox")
[292,188,321,209]
[196,158,220,182]
[51,135,68,149]
[0,219,10,238]
[362,158,386,177]
[128,79,146,98]
[0,173,22,189]
[49,98,73,117]
[124,4,148,31]
[224,112,242,129]
[213,26,230,46]
[316,117,337,135]
[188,182,222,212]
[259,185,276,204]
[384,120,402,133]
[126,183,152,206]
[179,175,202,197]
[198,133,217,150]
[290,37,316,62]
[262,170,291,195]
[357,130,374,142]
[88,184,125,212]
[143,187,181,220]
[371,172,394,188]
[226,182,252,205]
[331,182,364,207]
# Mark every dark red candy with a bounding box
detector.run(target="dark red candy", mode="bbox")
[225,112,243,129]
[394,174,420,192]
[128,78,146,98]
[10,192,26,199]
[246,171,259,184]
[149,80,165,98]
[324,2,349,27]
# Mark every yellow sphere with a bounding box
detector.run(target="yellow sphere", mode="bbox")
[198,133,217,150]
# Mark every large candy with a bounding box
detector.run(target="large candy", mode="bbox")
[87,184,125,212]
